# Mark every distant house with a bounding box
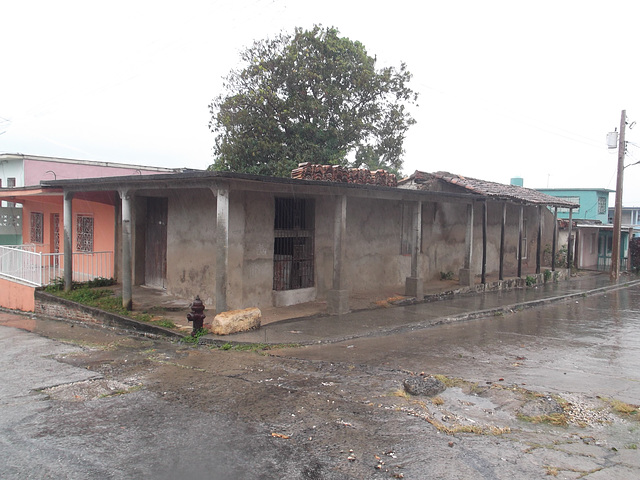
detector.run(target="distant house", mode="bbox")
[608,206,640,237]
[0,167,578,314]
[535,188,613,223]
[535,187,635,270]
[0,153,181,246]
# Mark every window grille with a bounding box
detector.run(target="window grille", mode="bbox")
[52,214,60,253]
[30,212,43,243]
[597,196,607,215]
[76,215,94,252]
[273,198,315,291]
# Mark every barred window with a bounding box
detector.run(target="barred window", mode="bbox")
[273,198,315,291]
[76,215,94,252]
[30,212,43,243]
[597,196,607,215]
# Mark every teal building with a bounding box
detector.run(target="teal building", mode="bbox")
[535,188,613,223]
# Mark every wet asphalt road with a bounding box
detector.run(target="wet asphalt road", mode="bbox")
[0,283,639,479]
[277,285,640,405]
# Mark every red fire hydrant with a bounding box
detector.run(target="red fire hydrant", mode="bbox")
[186,295,206,336]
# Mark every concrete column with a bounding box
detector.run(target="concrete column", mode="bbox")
[459,202,474,286]
[481,201,487,284]
[63,191,73,292]
[551,207,558,271]
[567,208,574,269]
[328,195,349,315]
[405,201,423,298]
[499,202,506,280]
[215,186,229,313]
[517,205,524,277]
[536,205,543,274]
[120,190,133,310]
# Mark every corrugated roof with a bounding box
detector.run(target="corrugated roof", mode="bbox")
[407,171,580,208]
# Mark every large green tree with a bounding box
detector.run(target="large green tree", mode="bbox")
[208,26,418,177]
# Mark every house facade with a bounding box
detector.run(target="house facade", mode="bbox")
[0,153,181,245]
[0,169,576,315]
[536,188,613,223]
[608,206,640,237]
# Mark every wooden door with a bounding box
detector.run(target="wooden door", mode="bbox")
[145,197,168,288]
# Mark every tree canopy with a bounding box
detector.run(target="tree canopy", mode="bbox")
[208,26,418,177]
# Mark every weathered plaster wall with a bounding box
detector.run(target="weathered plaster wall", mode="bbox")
[165,189,217,305]
[313,195,335,296]
[420,201,468,279]
[237,191,273,308]
[344,197,410,292]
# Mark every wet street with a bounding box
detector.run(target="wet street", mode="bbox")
[279,286,640,405]
[1,283,639,479]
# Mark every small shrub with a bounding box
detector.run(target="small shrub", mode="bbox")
[440,271,454,281]
[525,275,536,287]
[543,269,552,282]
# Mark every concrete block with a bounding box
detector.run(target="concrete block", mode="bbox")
[210,307,261,335]
[405,276,424,299]
[327,289,349,315]
[458,268,473,286]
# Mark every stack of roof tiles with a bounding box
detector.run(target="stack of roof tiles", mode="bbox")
[291,163,397,187]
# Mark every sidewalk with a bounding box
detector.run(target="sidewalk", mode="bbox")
[200,272,640,345]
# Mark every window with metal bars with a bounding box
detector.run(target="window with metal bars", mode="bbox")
[76,215,94,252]
[30,212,43,243]
[273,198,315,291]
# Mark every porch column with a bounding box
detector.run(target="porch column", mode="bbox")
[481,200,487,284]
[328,194,349,315]
[551,207,558,271]
[567,208,574,269]
[459,202,474,286]
[215,186,229,313]
[405,201,423,298]
[517,205,523,277]
[120,189,133,310]
[499,203,506,280]
[536,205,543,274]
[63,191,73,292]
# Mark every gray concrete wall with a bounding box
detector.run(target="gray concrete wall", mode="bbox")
[165,189,217,306]
[238,191,275,308]
[343,197,410,292]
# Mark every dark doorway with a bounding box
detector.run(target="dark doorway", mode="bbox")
[145,197,168,288]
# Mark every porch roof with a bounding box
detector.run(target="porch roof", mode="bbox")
[401,171,580,208]
[40,169,484,204]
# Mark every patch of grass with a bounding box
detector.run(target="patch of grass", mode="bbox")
[544,465,559,476]
[209,342,300,352]
[151,319,177,329]
[440,271,454,281]
[517,412,568,426]
[432,396,444,406]
[389,389,410,399]
[432,374,483,394]
[625,443,638,449]
[601,398,639,420]
[180,328,209,344]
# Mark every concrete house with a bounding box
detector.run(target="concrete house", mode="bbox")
[0,167,577,315]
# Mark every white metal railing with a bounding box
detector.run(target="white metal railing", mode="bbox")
[0,245,113,286]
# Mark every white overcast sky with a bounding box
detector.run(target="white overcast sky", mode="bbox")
[2,0,640,205]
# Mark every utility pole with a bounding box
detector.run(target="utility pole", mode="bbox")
[611,109,626,281]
